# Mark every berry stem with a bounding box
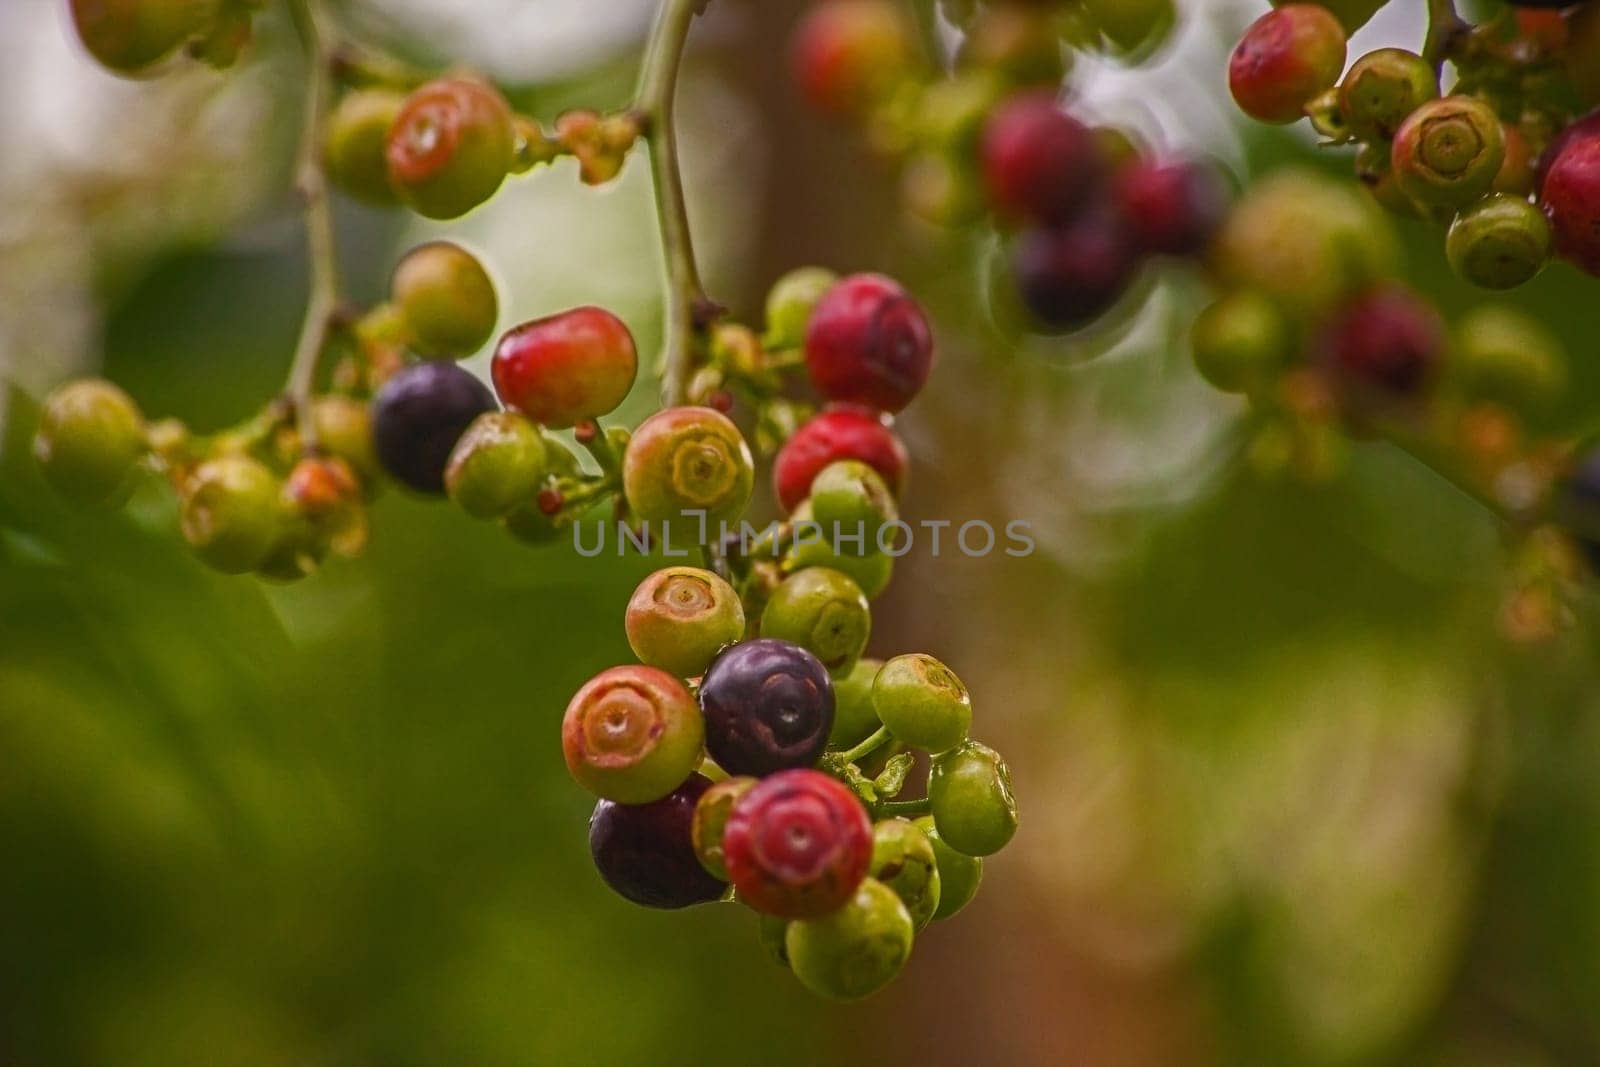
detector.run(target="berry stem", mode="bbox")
[875,797,932,818]
[284,0,342,452]
[837,725,893,766]
[1422,0,1469,73]
[633,0,715,408]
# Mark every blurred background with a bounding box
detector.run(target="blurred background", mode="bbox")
[4,0,1600,1063]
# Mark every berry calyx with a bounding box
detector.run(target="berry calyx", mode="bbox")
[722,768,873,919]
[1320,286,1444,401]
[790,0,914,117]
[764,266,839,351]
[869,817,941,931]
[179,454,283,575]
[1540,129,1600,276]
[391,242,499,358]
[444,411,549,520]
[774,407,909,515]
[1391,96,1506,208]
[1336,48,1438,143]
[1227,5,1348,125]
[784,877,913,1000]
[371,361,498,494]
[690,776,757,881]
[1011,211,1138,332]
[562,665,705,804]
[760,567,872,675]
[928,742,1018,857]
[622,406,755,544]
[385,77,516,220]
[1111,158,1227,257]
[324,89,405,206]
[69,0,219,74]
[808,460,897,553]
[625,566,746,679]
[1445,193,1551,291]
[979,93,1104,225]
[33,379,148,507]
[491,307,638,429]
[871,653,972,754]
[589,774,727,909]
[699,639,836,777]
[913,815,984,921]
[803,274,934,414]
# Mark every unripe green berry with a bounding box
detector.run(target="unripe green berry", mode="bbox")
[784,877,913,1000]
[1445,193,1551,291]
[828,657,883,750]
[914,815,983,920]
[504,502,562,545]
[869,818,941,931]
[312,396,380,486]
[69,0,220,74]
[179,454,283,574]
[562,665,705,804]
[444,411,547,519]
[758,913,792,967]
[391,241,499,358]
[690,775,757,880]
[324,90,405,206]
[809,460,896,554]
[625,566,745,678]
[789,538,894,599]
[765,267,838,350]
[871,653,971,754]
[1392,96,1505,208]
[1190,289,1292,394]
[622,406,755,546]
[1452,305,1565,412]
[760,567,871,676]
[33,379,147,507]
[928,741,1017,857]
[1337,48,1438,142]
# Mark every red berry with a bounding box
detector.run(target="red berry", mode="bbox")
[1535,111,1600,196]
[980,92,1104,225]
[1320,287,1444,399]
[803,274,933,413]
[790,0,914,116]
[491,307,638,428]
[1227,5,1348,125]
[1011,211,1139,332]
[774,407,908,514]
[1112,158,1228,257]
[722,769,873,919]
[1540,129,1600,276]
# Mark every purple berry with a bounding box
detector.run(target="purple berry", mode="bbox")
[1011,212,1139,332]
[588,774,727,909]
[699,639,836,777]
[371,361,497,493]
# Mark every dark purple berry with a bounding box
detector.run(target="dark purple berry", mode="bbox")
[699,639,835,777]
[1112,158,1228,257]
[1011,212,1138,332]
[1320,286,1443,400]
[588,773,727,909]
[371,361,497,493]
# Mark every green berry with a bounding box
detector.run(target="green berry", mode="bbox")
[809,460,897,554]
[625,566,746,677]
[391,241,499,357]
[179,454,284,574]
[1337,48,1438,142]
[324,90,405,206]
[1190,289,1291,394]
[760,567,871,676]
[504,502,562,546]
[928,742,1017,857]
[828,657,883,751]
[764,267,838,350]
[690,775,757,880]
[311,396,380,486]
[1392,96,1505,209]
[788,536,894,600]
[869,818,941,931]
[871,653,971,754]
[1452,306,1565,412]
[69,0,219,74]
[444,411,548,519]
[784,877,913,1000]
[33,379,147,507]
[758,913,792,967]
[622,406,755,546]
[914,815,983,920]
[1445,193,1551,291]
[562,664,705,804]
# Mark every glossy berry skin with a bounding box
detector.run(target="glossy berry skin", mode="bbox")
[1320,287,1444,401]
[1228,5,1347,125]
[1336,48,1438,143]
[914,815,983,920]
[625,566,745,678]
[1190,289,1291,395]
[324,90,405,206]
[622,406,755,545]
[1391,96,1505,208]
[790,0,913,117]
[760,568,871,676]
[774,408,908,514]
[179,455,283,575]
[979,93,1104,225]
[871,653,972,754]
[785,877,913,1000]
[1540,131,1600,276]
[1445,193,1551,291]
[371,361,497,494]
[70,0,218,74]
[385,78,516,220]
[699,639,836,777]
[929,742,1018,858]
[444,411,548,519]
[1111,158,1228,257]
[690,776,757,881]
[803,275,933,414]
[492,307,638,428]
[391,242,499,358]
[33,379,147,507]
[827,658,883,751]
[869,818,941,931]
[722,768,873,919]
[563,665,705,804]
[765,266,839,351]
[809,460,896,552]
[1012,212,1138,333]
[589,774,727,909]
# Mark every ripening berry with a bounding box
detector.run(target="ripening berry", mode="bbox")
[1446,193,1551,291]
[699,639,836,777]
[1011,212,1139,332]
[1320,287,1444,400]
[179,454,283,574]
[1111,157,1228,257]
[622,406,755,544]
[492,307,638,429]
[828,657,883,751]
[809,460,897,552]
[928,742,1018,857]
[760,567,871,676]
[625,566,745,678]
[563,665,705,804]
[790,0,914,116]
[804,274,934,414]
[391,242,499,358]
[690,776,757,881]
[444,411,548,519]
[785,877,913,1000]
[69,0,218,74]
[722,768,873,919]
[870,818,941,931]
[1452,306,1565,412]
[871,653,972,754]
[589,774,727,909]
[1392,96,1506,208]
[1227,5,1348,125]
[371,361,497,494]
[1540,130,1600,276]
[765,267,839,351]
[311,396,380,486]
[957,6,1069,88]
[774,407,909,514]
[1337,48,1438,143]
[913,815,982,920]
[1190,289,1292,395]
[979,93,1104,225]
[1494,123,1535,196]
[33,379,147,507]
[324,90,405,206]
[385,77,516,220]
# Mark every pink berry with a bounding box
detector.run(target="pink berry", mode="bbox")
[721,769,873,919]
[1321,287,1444,399]
[980,92,1105,225]
[491,307,638,429]
[773,407,908,514]
[1227,5,1348,125]
[1112,158,1228,257]
[1540,128,1600,276]
[803,274,933,413]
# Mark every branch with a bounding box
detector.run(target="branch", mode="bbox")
[1423,0,1470,73]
